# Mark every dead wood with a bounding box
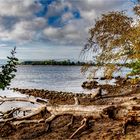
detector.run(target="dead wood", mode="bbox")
[0,95,140,139]
[67,115,74,128]
[0,96,140,123]
[69,117,88,139]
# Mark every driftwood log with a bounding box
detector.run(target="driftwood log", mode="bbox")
[0,95,140,138]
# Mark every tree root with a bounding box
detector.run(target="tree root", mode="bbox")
[67,115,74,128]
[2,108,20,119]
[13,119,45,126]
[69,117,88,139]
[0,96,140,138]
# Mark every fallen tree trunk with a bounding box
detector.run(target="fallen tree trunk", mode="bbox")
[0,96,140,139]
[0,96,139,122]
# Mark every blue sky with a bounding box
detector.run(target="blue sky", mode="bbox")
[0,0,135,60]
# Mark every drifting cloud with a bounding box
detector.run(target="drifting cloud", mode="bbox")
[0,0,41,17]
[0,0,43,42]
[43,19,86,45]
[0,0,129,45]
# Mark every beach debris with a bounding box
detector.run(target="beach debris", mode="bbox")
[81,80,98,89]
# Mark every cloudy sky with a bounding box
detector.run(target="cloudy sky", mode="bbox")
[0,0,135,60]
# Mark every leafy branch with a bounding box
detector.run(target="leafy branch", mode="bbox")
[0,47,18,90]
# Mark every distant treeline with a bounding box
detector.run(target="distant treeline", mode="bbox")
[19,60,94,66]
[19,60,133,67]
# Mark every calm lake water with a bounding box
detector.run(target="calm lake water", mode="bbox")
[10,65,86,93]
[0,65,131,93]
[0,65,131,111]
[0,65,86,111]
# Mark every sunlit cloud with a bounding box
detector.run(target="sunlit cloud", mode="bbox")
[0,0,131,59]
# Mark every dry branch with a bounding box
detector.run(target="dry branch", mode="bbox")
[0,96,140,139]
[69,118,88,139]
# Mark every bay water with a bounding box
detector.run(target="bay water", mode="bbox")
[0,65,131,93]
[0,64,131,111]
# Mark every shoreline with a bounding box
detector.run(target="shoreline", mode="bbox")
[0,81,140,139]
[12,81,140,106]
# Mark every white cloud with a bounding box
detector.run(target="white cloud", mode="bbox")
[0,17,46,42]
[0,0,129,45]
[0,0,41,17]
[71,0,126,11]
[46,0,72,17]
[43,19,87,45]
[43,27,60,39]
[80,9,97,26]
[43,0,128,46]
[9,18,46,41]
[13,18,46,31]
[0,0,44,42]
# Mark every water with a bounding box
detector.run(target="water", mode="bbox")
[0,65,86,112]
[0,65,131,112]
[0,65,131,93]
[10,65,86,93]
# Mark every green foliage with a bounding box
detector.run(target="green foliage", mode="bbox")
[0,47,18,90]
[128,60,140,76]
[20,60,89,66]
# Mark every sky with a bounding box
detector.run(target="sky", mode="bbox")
[0,0,136,60]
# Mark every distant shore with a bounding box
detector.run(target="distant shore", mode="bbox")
[18,60,90,66]
[18,60,132,68]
